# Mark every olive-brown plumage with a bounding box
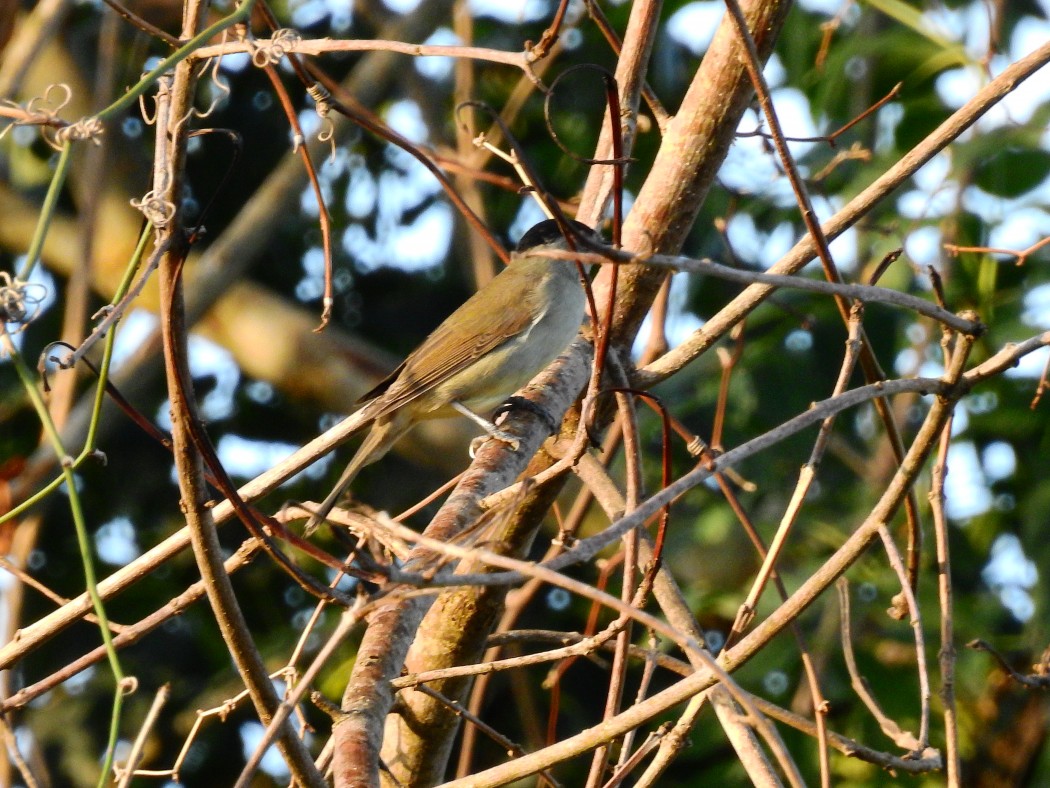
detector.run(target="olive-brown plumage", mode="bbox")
[305,219,597,534]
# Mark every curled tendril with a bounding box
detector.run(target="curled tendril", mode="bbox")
[50,116,105,147]
[139,82,162,127]
[0,272,48,333]
[26,83,72,117]
[1,84,78,147]
[306,82,335,158]
[130,190,177,227]
[39,340,77,391]
[195,34,233,122]
[251,28,302,67]
[41,339,73,380]
[307,82,331,121]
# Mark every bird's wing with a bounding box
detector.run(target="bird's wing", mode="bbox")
[356,359,406,404]
[367,261,543,419]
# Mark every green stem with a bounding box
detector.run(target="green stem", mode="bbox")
[84,224,152,450]
[97,687,127,788]
[1,334,126,783]
[0,223,154,527]
[17,142,73,281]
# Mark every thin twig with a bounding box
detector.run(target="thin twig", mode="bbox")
[115,684,169,787]
[837,579,923,751]
[930,342,962,782]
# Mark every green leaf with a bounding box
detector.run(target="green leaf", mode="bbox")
[974,148,1050,198]
[861,0,972,68]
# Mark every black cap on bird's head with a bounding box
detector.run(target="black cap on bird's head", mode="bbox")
[514,219,600,253]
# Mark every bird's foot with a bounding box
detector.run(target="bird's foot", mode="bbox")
[494,396,559,435]
[469,428,520,458]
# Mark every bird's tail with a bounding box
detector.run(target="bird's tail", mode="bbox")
[303,416,408,536]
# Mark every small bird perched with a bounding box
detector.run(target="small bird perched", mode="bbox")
[304,218,599,534]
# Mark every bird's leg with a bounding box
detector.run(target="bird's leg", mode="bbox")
[451,400,521,456]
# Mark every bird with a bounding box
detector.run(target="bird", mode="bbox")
[304,218,599,534]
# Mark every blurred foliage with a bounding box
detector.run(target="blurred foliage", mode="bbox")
[2,0,1050,785]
